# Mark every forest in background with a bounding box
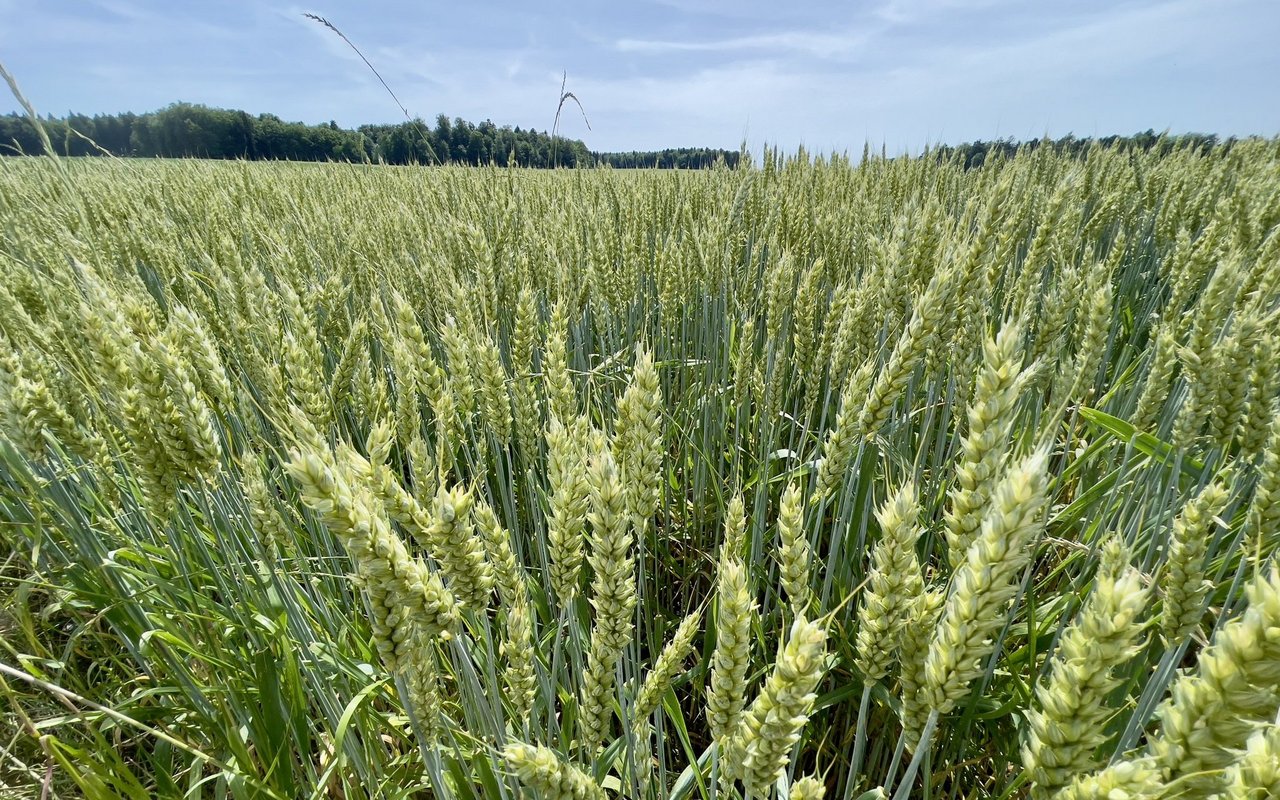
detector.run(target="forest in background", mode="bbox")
[0,101,1238,169]
[0,102,740,168]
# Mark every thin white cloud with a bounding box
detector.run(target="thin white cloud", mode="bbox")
[88,0,151,22]
[616,31,870,59]
[899,0,1228,80]
[872,0,1012,24]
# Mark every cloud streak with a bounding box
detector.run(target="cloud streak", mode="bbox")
[616,31,870,60]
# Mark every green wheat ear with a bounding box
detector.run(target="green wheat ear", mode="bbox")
[923,450,1051,722]
[723,615,829,796]
[1148,568,1280,796]
[855,481,924,684]
[707,553,755,745]
[503,742,605,800]
[789,774,828,799]
[1022,539,1150,799]
[1220,723,1280,798]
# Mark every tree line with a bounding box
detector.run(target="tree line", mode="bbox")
[0,104,1238,170]
[591,148,742,169]
[0,103,742,168]
[933,130,1238,169]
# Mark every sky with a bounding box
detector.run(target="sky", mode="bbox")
[1,0,1277,154]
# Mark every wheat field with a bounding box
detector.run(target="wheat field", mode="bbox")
[1,142,1279,800]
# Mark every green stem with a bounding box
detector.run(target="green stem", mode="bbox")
[847,682,874,797]
[891,710,938,800]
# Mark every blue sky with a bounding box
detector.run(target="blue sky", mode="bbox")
[1,0,1277,154]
